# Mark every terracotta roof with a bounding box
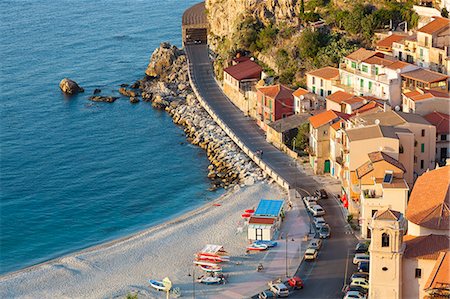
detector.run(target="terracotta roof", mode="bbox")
[306,66,340,80]
[374,208,402,220]
[345,125,399,141]
[418,17,450,35]
[424,112,450,134]
[232,56,251,63]
[224,60,262,81]
[293,87,309,97]
[403,88,450,102]
[342,97,366,106]
[363,56,395,67]
[182,2,207,26]
[376,34,407,49]
[406,166,450,230]
[386,60,413,70]
[356,161,374,179]
[401,68,449,83]
[327,91,354,104]
[403,234,450,260]
[425,251,450,291]
[257,84,293,100]
[268,113,310,133]
[352,101,384,116]
[346,48,378,61]
[368,151,407,173]
[309,110,350,129]
[249,217,275,225]
[381,178,409,189]
[331,119,345,131]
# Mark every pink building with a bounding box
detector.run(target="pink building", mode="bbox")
[256,84,294,131]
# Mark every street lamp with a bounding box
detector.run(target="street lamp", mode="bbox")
[285,232,289,277]
[292,137,297,151]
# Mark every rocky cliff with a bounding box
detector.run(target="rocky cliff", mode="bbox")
[206,0,299,39]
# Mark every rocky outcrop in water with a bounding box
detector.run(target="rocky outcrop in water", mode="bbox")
[89,95,118,103]
[59,78,84,95]
[139,43,264,189]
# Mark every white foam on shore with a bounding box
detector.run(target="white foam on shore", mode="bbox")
[0,182,284,299]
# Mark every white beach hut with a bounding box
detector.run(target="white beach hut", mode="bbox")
[247,199,284,241]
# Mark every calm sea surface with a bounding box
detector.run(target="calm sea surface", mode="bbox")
[0,0,213,274]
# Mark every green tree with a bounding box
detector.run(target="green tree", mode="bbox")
[298,28,328,59]
[294,122,310,153]
[442,8,449,18]
[255,23,279,51]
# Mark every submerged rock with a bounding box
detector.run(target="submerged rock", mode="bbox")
[93,88,101,94]
[59,78,84,95]
[88,95,118,103]
[129,97,139,104]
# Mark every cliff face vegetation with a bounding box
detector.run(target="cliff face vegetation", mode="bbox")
[206,0,419,87]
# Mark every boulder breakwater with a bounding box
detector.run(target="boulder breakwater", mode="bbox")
[138,43,264,190]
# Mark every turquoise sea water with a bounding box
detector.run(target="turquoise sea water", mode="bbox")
[0,0,214,274]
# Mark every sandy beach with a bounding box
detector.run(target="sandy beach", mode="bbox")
[0,182,294,298]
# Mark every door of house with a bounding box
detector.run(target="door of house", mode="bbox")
[324,160,330,173]
[256,228,263,240]
[441,147,448,162]
[367,227,371,238]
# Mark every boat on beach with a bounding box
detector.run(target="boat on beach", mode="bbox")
[247,243,268,251]
[199,264,223,273]
[197,275,225,285]
[194,244,230,263]
[253,240,278,247]
[148,279,166,291]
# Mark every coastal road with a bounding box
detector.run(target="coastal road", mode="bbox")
[185,44,358,298]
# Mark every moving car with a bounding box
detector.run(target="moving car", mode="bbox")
[287,276,304,289]
[358,261,369,273]
[353,254,370,265]
[319,224,330,239]
[315,189,328,199]
[309,204,325,216]
[308,238,322,250]
[268,282,289,297]
[344,290,367,299]
[258,290,275,299]
[304,248,318,261]
[350,278,369,289]
[313,217,326,229]
[355,242,369,254]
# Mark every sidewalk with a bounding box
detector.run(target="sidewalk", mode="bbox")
[196,198,310,298]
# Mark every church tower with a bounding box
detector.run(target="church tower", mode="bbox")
[368,209,406,299]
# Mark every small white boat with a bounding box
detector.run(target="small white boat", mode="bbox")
[197,276,224,285]
[199,264,222,273]
[193,260,219,267]
[195,253,230,263]
[247,243,268,251]
[149,279,166,291]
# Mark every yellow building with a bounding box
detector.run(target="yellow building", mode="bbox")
[368,166,450,299]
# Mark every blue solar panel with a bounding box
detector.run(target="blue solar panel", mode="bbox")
[383,173,393,183]
[254,199,284,217]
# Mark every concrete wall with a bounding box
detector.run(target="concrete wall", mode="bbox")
[403,97,450,116]
[402,257,436,299]
[307,74,334,99]
[349,138,400,171]
[407,221,450,237]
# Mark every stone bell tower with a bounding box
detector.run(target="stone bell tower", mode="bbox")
[368,209,406,299]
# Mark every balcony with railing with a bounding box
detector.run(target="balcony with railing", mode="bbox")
[339,63,391,85]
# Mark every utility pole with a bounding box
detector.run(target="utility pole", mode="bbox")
[286,232,289,277]
[193,267,195,299]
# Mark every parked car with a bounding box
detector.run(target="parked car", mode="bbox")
[258,290,275,299]
[353,254,370,265]
[287,276,304,289]
[315,189,328,199]
[319,224,330,239]
[313,217,326,229]
[351,272,369,281]
[304,248,318,261]
[303,197,317,209]
[350,278,369,289]
[358,261,369,273]
[268,282,289,297]
[309,204,325,216]
[355,242,369,254]
[344,290,367,299]
[345,285,368,295]
[308,238,322,250]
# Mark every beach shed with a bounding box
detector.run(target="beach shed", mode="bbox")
[248,199,284,241]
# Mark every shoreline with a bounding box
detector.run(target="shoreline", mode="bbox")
[0,182,287,298]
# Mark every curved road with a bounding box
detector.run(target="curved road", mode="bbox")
[186,44,357,298]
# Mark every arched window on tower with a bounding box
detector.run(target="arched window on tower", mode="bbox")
[382,233,390,247]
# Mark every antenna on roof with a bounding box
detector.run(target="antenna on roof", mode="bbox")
[375,119,380,125]
[395,106,401,112]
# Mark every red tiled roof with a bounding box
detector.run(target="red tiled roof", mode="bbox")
[368,151,406,173]
[352,100,384,116]
[386,60,413,70]
[249,217,275,225]
[403,88,449,102]
[363,56,395,67]
[224,60,262,81]
[309,110,350,129]
[401,69,449,83]
[425,251,450,291]
[306,66,340,80]
[403,234,450,260]
[232,56,251,63]
[374,208,402,220]
[424,112,450,134]
[257,84,294,100]
[293,87,309,97]
[327,91,354,104]
[346,48,378,61]
[418,17,450,35]
[406,166,450,230]
[376,34,407,49]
